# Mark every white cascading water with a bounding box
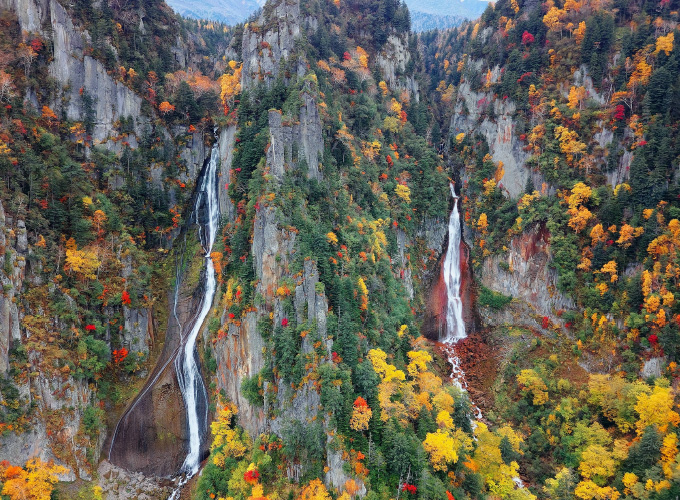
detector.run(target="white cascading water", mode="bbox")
[441,184,473,392]
[442,184,524,487]
[170,143,220,497]
[443,184,465,344]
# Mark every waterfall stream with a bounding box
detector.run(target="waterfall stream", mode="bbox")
[441,184,481,418]
[169,143,220,496]
[441,184,471,388]
[443,184,465,344]
[441,185,524,487]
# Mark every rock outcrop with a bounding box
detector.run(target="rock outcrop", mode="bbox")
[0,201,23,374]
[265,92,324,181]
[377,34,419,100]
[450,79,532,199]
[0,0,144,142]
[478,224,574,329]
[240,0,305,90]
[218,125,237,221]
[97,460,174,500]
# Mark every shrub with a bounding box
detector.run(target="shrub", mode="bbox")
[478,286,513,310]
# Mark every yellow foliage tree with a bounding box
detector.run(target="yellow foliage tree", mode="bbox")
[543,7,564,33]
[660,432,679,478]
[436,410,454,429]
[395,184,411,203]
[655,32,674,56]
[406,350,432,377]
[616,223,643,248]
[349,397,373,431]
[635,384,680,435]
[568,86,587,109]
[423,429,471,471]
[297,479,331,500]
[555,126,586,163]
[599,260,618,282]
[574,21,586,43]
[64,239,101,280]
[574,480,621,500]
[578,444,619,481]
[219,61,242,113]
[210,402,248,467]
[1,458,69,500]
[367,349,405,383]
[590,224,607,246]
[517,369,549,405]
[477,213,488,234]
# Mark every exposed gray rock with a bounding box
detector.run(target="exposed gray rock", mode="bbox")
[0,0,144,143]
[266,110,290,181]
[377,35,419,100]
[266,96,324,182]
[325,434,367,497]
[179,130,207,184]
[608,148,633,188]
[241,0,302,89]
[418,217,448,252]
[450,81,530,198]
[641,356,665,379]
[97,461,174,500]
[573,65,606,106]
[218,125,237,221]
[122,307,151,355]
[479,224,574,329]
[299,92,324,180]
[396,229,414,299]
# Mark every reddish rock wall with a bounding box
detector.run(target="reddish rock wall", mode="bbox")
[422,237,477,341]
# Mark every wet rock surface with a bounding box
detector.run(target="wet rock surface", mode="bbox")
[97,461,175,500]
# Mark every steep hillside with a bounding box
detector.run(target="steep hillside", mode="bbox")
[1,0,680,499]
[0,0,235,489]
[421,0,680,496]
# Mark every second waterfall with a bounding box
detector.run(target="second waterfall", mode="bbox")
[443,183,466,343]
[441,183,475,394]
[176,142,220,477]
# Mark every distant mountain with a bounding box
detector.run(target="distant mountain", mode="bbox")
[409,11,465,32]
[166,0,489,27]
[405,0,490,21]
[165,0,261,24]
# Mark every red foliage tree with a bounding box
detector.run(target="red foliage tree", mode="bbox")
[522,31,535,44]
[113,348,128,363]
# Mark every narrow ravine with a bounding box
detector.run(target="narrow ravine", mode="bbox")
[441,183,483,420]
[169,141,221,497]
[442,185,525,487]
[441,184,472,388]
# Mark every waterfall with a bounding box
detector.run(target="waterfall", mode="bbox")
[442,184,466,343]
[170,142,220,494]
[441,185,525,488]
[441,184,479,416]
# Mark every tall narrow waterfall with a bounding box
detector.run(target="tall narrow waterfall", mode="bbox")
[442,184,466,343]
[175,142,220,477]
[441,184,475,398]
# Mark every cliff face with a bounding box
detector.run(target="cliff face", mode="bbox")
[450,77,532,199]
[444,59,573,330]
[0,202,24,375]
[0,0,213,480]
[478,224,574,329]
[0,0,143,142]
[204,1,444,492]
[240,0,306,90]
